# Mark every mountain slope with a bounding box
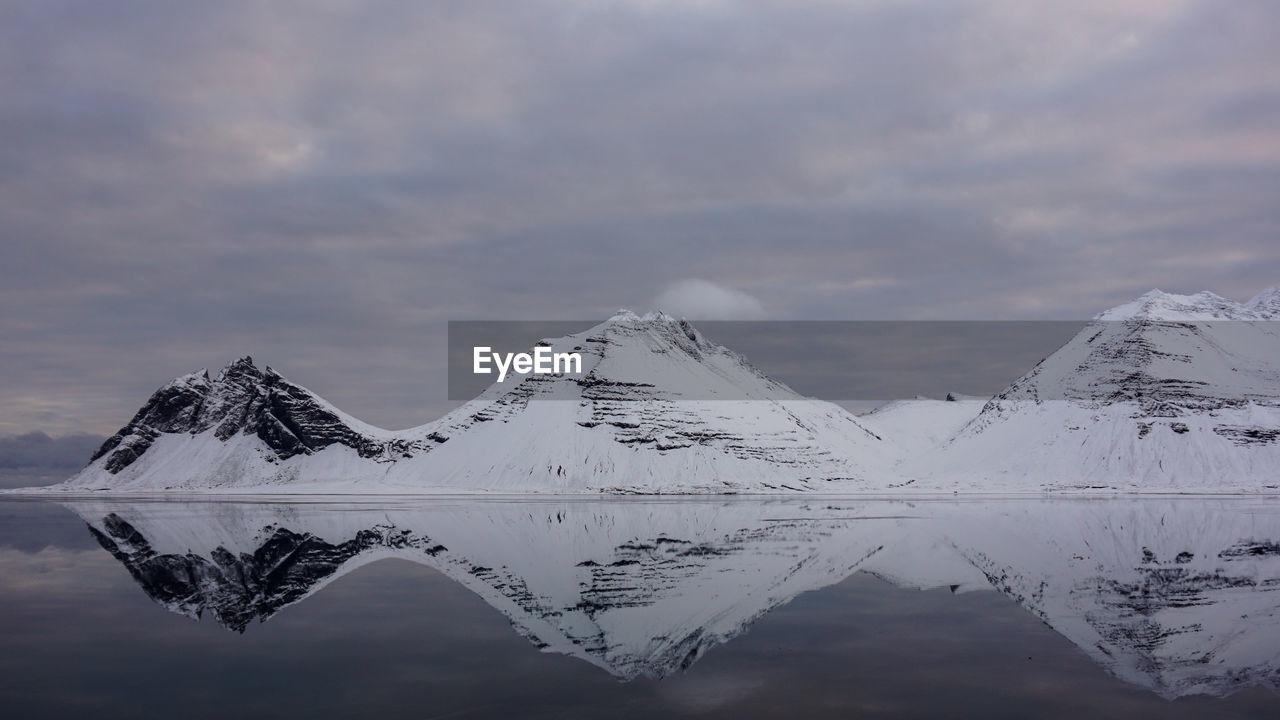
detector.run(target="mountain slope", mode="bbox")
[907,289,1280,491]
[34,288,1280,494]
[87,357,422,474]
[57,312,888,493]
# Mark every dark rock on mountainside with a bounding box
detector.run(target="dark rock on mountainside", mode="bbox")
[89,357,426,475]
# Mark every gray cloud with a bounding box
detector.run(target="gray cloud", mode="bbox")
[0,432,103,470]
[1,0,1278,434]
[653,280,766,319]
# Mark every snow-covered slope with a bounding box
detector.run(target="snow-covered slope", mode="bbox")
[1096,288,1269,321]
[66,497,1280,696]
[906,288,1280,492]
[55,312,888,494]
[860,395,986,457]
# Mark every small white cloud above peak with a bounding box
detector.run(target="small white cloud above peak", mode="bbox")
[652,279,764,320]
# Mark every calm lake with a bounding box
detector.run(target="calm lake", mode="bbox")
[1,495,1278,718]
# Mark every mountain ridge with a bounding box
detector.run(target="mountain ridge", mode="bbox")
[906,288,1280,491]
[55,311,888,493]
[1096,288,1280,322]
[21,287,1280,494]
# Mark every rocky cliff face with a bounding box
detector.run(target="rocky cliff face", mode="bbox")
[89,358,432,477]
[911,289,1280,491]
[982,289,1280,414]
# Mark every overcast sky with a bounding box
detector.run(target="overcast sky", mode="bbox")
[3,0,1279,436]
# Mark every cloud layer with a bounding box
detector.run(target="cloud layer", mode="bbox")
[2,0,1278,433]
[0,433,103,471]
[653,280,766,320]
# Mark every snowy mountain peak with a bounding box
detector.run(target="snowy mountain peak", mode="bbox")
[48,286,1280,495]
[641,310,677,323]
[80,356,409,482]
[607,308,682,325]
[60,313,887,493]
[167,369,211,388]
[1094,289,1253,321]
[929,287,1280,491]
[215,355,259,380]
[1092,287,1280,322]
[407,313,888,492]
[1246,286,1280,319]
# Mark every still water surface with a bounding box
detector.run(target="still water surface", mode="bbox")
[1,496,1278,718]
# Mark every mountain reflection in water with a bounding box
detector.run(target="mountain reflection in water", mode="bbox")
[65,497,1280,699]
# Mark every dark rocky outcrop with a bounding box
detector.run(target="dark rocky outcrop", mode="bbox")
[90,357,428,474]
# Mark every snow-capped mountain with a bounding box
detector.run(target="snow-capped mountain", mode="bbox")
[1095,288,1275,321]
[31,287,1280,494]
[57,311,887,493]
[907,288,1280,492]
[1246,287,1280,318]
[83,357,428,476]
[66,497,1280,696]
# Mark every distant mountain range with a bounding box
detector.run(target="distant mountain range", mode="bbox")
[28,288,1280,494]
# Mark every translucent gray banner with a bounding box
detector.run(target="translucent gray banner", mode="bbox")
[448,320,1096,401]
